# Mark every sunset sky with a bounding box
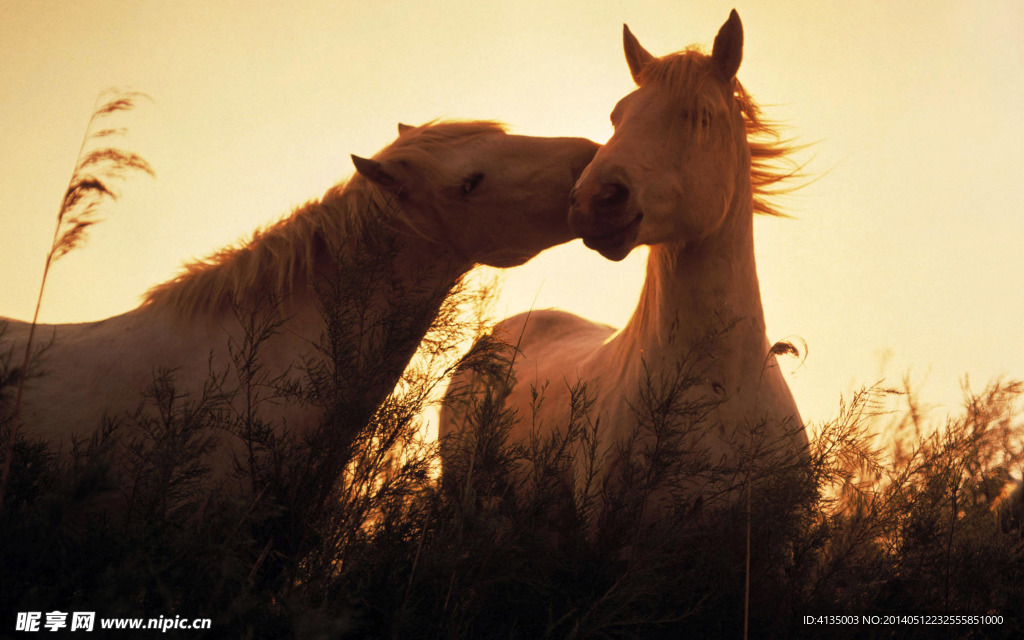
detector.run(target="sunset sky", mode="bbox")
[1,0,1021,426]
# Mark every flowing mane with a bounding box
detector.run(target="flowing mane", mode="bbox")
[142,181,391,317]
[143,120,510,318]
[637,48,800,217]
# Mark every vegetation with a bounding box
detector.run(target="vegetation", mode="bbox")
[3,288,1023,638]
[0,89,154,509]
[2,97,1022,639]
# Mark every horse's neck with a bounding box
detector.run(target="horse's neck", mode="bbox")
[290,223,464,347]
[171,211,466,405]
[342,233,466,364]
[225,196,467,339]
[613,194,771,408]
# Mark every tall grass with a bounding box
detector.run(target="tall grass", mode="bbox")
[3,292,1021,637]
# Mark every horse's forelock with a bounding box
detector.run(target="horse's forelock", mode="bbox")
[375,120,508,183]
[393,120,507,144]
[639,48,800,217]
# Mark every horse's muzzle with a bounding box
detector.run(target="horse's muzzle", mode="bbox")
[570,170,643,261]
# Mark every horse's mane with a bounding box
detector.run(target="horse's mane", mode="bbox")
[143,120,507,318]
[142,180,393,317]
[638,48,801,217]
[383,120,507,188]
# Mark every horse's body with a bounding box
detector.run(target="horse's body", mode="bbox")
[442,14,807,508]
[3,121,596,488]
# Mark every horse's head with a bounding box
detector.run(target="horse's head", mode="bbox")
[353,122,597,267]
[570,11,750,261]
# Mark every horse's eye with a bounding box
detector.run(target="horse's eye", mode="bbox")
[462,173,484,195]
[682,109,712,128]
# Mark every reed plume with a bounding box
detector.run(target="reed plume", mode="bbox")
[0,89,154,508]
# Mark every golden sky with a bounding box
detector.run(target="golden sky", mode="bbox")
[1,0,1022,425]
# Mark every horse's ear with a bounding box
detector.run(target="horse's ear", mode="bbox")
[397,122,413,135]
[712,9,743,81]
[623,24,655,84]
[352,155,400,192]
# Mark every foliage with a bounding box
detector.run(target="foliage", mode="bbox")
[3,293,1023,638]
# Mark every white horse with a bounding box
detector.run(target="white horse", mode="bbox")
[2,121,597,490]
[442,13,807,511]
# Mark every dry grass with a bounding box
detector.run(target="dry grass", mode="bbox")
[5,296,1021,638]
[0,89,154,510]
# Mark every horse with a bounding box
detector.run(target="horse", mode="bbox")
[1,120,597,493]
[441,13,808,517]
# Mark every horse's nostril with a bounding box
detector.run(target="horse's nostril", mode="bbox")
[594,181,630,211]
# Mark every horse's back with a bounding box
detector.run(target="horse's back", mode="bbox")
[439,309,615,444]
[1,311,163,443]
[492,309,614,356]
[0,316,32,345]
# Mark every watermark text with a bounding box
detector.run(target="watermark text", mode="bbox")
[15,611,212,633]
